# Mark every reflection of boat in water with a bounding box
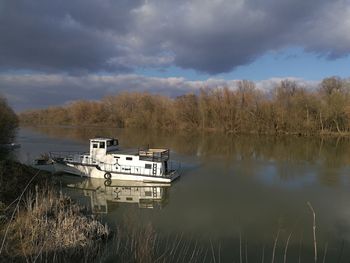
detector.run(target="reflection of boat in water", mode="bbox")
[66,178,170,213]
[50,138,181,183]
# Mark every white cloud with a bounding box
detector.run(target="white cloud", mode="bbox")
[0,73,319,111]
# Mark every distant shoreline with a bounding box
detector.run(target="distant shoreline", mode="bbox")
[19,124,350,137]
[18,78,350,136]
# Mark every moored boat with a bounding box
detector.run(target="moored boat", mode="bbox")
[50,138,181,183]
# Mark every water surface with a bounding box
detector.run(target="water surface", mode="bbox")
[14,126,350,262]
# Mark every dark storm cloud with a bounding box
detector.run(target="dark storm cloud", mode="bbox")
[0,0,144,73]
[151,0,345,73]
[0,0,349,74]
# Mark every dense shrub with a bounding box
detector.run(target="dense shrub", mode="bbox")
[0,96,18,143]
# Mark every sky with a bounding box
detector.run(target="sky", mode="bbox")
[0,0,350,111]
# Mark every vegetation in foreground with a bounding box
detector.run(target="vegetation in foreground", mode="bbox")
[19,76,350,135]
[0,160,110,262]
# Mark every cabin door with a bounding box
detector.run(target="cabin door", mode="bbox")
[152,163,157,176]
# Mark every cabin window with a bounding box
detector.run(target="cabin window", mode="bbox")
[99,142,105,148]
[126,197,133,201]
[114,139,119,146]
[93,143,98,148]
[145,164,152,169]
[126,157,132,161]
[145,191,152,197]
[107,141,112,147]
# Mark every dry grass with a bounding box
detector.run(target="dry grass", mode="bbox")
[0,186,110,262]
[105,223,207,263]
[0,161,110,262]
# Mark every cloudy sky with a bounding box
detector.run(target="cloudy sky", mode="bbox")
[0,0,349,111]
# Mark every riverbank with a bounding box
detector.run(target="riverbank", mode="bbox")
[0,160,201,263]
[0,160,110,262]
[19,123,350,138]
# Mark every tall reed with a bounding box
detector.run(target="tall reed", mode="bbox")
[0,185,109,262]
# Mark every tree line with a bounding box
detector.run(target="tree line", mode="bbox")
[19,77,350,135]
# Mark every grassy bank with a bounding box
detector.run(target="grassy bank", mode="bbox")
[0,160,110,262]
[0,160,48,204]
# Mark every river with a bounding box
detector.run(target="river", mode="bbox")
[13,126,350,262]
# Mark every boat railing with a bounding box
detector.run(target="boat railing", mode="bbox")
[138,148,170,161]
[49,151,93,164]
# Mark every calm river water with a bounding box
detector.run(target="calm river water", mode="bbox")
[13,126,350,262]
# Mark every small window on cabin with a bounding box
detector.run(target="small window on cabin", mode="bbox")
[126,157,132,161]
[126,197,133,201]
[100,142,105,148]
[93,143,98,148]
[114,139,119,146]
[145,191,152,197]
[145,164,152,169]
[107,141,112,147]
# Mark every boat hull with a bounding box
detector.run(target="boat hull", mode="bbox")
[53,162,180,183]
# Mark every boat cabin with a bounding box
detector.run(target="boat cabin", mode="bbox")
[90,138,118,159]
[50,137,180,181]
[87,138,170,177]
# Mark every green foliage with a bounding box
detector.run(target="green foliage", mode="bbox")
[19,77,350,135]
